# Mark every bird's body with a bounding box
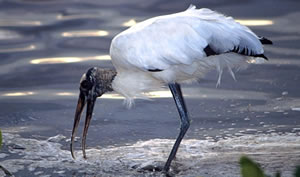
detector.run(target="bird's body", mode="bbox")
[71,5,272,174]
[110,5,268,106]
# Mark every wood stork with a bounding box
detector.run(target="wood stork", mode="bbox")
[70,5,272,173]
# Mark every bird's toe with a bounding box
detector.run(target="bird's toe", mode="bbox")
[133,161,164,172]
[133,161,178,177]
[140,164,164,172]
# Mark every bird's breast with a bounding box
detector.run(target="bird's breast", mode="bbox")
[111,69,164,106]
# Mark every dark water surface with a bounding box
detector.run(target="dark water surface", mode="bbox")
[0,0,300,176]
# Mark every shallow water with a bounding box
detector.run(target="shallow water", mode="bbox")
[1,0,300,176]
[2,132,300,177]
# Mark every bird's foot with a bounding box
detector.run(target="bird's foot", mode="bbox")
[140,165,174,177]
[133,161,176,177]
[141,164,164,172]
[133,161,164,172]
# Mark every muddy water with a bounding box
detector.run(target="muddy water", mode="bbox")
[0,0,300,176]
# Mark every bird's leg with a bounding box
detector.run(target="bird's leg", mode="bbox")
[164,83,190,172]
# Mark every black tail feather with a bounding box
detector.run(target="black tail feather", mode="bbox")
[253,54,268,60]
[259,36,273,45]
[204,44,269,60]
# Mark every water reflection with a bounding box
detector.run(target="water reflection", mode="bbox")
[61,30,109,37]
[54,91,171,99]
[56,92,76,96]
[123,19,137,27]
[0,45,36,53]
[265,46,300,56]
[102,91,172,99]
[0,30,22,40]
[56,13,105,21]
[146,91,172,98]
[30,55,111,64]
[235,19,273,26]
[0,20,42,27]
[102,94,124,99]
[266,58,300,66]
[2,92,35,97]
[0,88,268,101]
[0,90,171,99]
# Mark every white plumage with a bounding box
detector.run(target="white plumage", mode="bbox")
[109,5,268,107]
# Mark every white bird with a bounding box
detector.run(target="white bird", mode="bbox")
[70,5,272,173]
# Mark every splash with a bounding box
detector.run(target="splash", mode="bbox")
[1,133,299,177]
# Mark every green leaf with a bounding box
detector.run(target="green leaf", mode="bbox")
[240,156,266,177]
[295,166,300,177]
[275,171,281,177]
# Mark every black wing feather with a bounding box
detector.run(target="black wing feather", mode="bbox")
[204,44,269,60]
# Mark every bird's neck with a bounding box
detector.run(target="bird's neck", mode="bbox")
[104,68,117,92]
[106,69,117,92]
[95,68,117,93]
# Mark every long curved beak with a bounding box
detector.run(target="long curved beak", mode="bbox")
[70,90,96,159]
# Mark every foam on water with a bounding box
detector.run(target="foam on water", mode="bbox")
[1,132,300,177]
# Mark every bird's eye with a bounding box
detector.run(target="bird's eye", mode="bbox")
[81,80,92,90]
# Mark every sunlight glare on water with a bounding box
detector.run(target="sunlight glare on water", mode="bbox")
[0,45,36,53]
[0,88,268,101]
[235,19,274,26]
[123,19,137,27]
[30,55,111,64]
[102,91,172,99]
[0,20,42,27]
[0,30,22,40]
[2,92,35,97]
[56,92,76,96]
[61,30,109,37]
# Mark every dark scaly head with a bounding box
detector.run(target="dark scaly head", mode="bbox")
[70,67,116,159]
